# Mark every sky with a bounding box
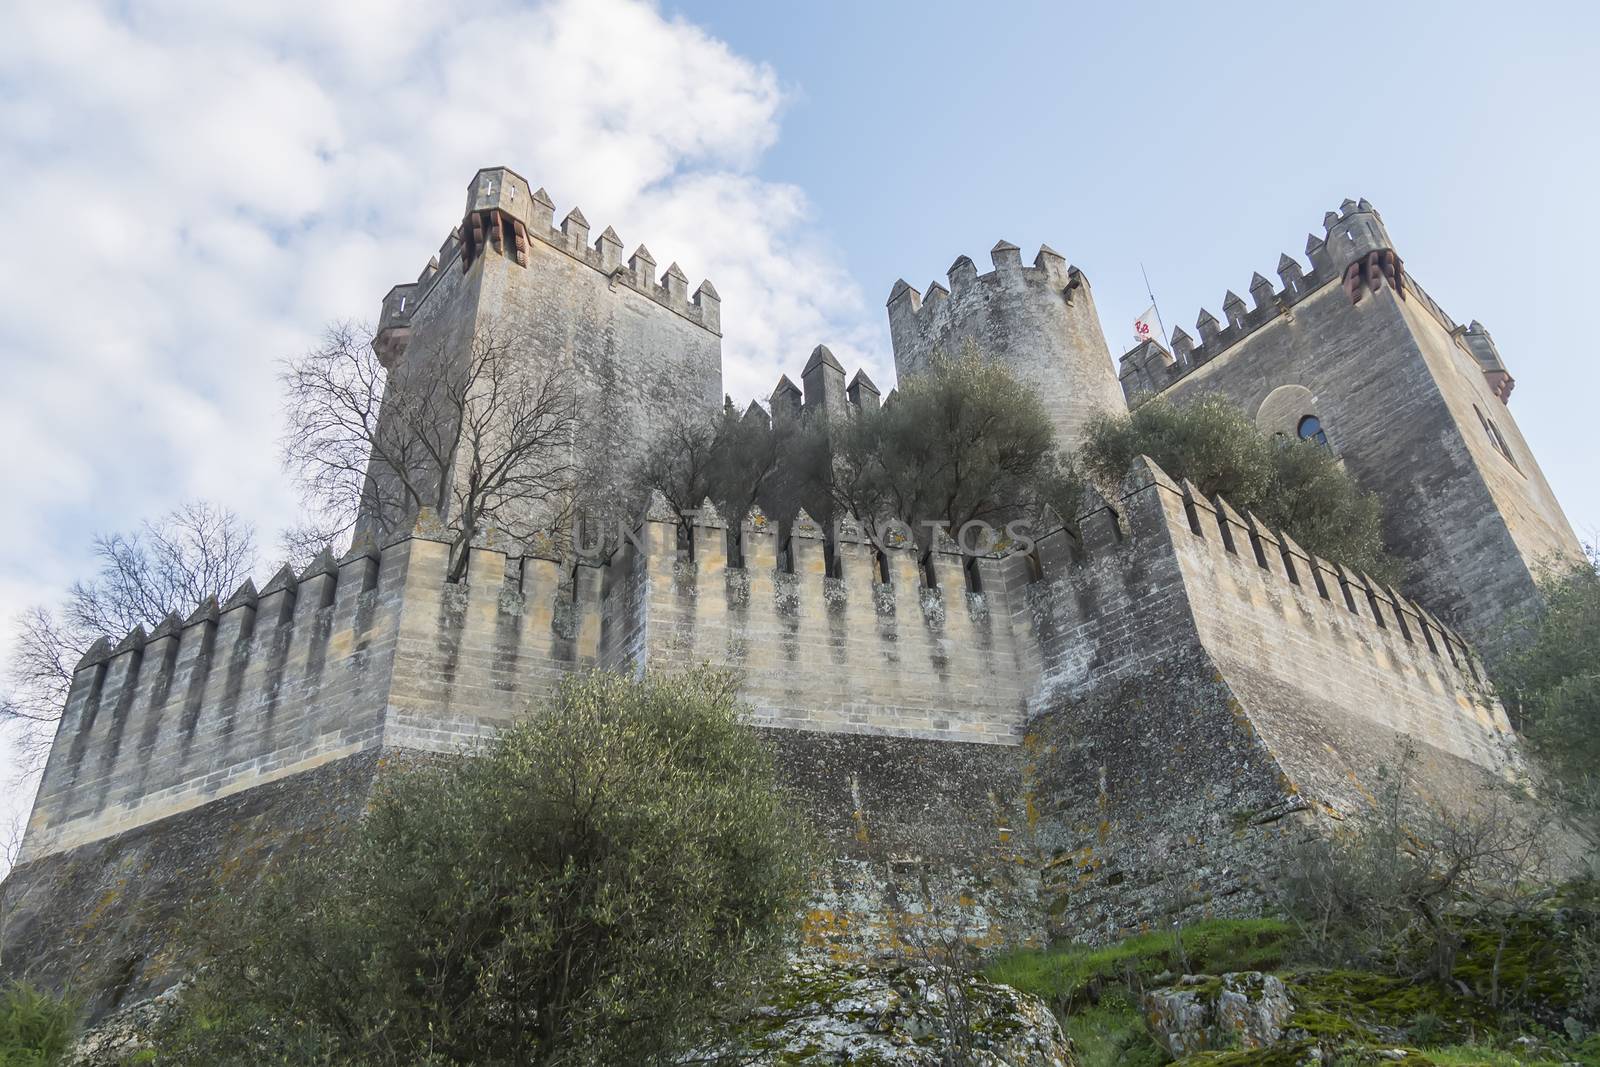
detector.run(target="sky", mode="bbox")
[1,0,1596,866]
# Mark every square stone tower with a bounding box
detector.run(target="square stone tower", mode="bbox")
[365,167,723,536]
[1120,199,1583,649]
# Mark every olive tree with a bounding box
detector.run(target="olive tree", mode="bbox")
[826,349,1080,548]
[157,668,817,1066]
[1494,545,1600,835]
[1080,393,1399,582]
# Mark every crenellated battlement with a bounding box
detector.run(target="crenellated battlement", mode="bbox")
[22,494,1046,863]
[885,241,1081,327]
[1028,456,1514,775]
[1118,199,1515,402]
[28,448,1519,866]
[374,167,719,366]
[767,345,879,421]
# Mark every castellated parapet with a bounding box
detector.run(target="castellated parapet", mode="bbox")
[22,453,1511,864]
[888,242,1127,452]
[19,493,1042,865]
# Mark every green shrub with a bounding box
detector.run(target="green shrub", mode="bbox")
[0,981,77,1067]
[157,668,819,1066]
[1079,393,1400,582]
[1493,547,1600,837]
[827,346,1080,535]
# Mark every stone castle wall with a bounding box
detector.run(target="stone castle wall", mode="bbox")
[21,497,1040,865]
[21,455,1520,888]
[1023,458,1521,938]
[8,457,1539,1015]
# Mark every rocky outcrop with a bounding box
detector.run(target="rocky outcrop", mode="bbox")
[715,958,1077,1065]
[1141,971,1293,1058]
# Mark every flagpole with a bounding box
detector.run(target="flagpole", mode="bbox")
[1140,262,1170,350]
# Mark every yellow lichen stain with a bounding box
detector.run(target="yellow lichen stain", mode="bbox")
[799,908,850,953]
[851,808,870,845]
[83,880,126,927]
[1097,819,1110,843]
[1025,794,1039,832]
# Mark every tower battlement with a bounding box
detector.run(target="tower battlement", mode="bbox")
[1117,199,1516,408]
[887,240,1126,452]
[374,167,719,367]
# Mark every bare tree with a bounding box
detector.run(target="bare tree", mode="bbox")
[281,322,576,581]
[1,502,256,768]
[1277,740,1555,988]
[625,400,828,544]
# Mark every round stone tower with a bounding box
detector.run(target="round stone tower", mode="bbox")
[886,241,1126,452]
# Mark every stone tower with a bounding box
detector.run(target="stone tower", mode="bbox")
[886,241,1126,452]
[367,167,723,534]
[1120,198,1582,649]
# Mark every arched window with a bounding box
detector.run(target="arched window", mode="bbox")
[1474,405,1521,471]
[1297,414,1328,447]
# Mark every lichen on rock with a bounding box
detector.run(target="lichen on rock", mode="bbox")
[706,956,1077,1065]
[1142,971,1293,1058]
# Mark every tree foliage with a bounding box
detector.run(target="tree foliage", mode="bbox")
[826,349,1079,542]
[1494,546,1600,834]
[0,502,255,766]
[0,981,76,1067]
[1277,742,1553,991]
[158,668,817,1066]
[1080,393,1399,582]
[624,399,829,539]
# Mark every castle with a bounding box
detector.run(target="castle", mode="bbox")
[3,168,1584,1019]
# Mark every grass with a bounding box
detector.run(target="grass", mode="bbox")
[983,913,1600,1067]
[983,918,1297,1066]
[0,981,77,1067]
[984,917,1297,1015]
[1057,991,1166,1067]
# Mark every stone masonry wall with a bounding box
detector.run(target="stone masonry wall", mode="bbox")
[19,541,426,864]
[22,497,1038,864]
[1023,457,1523,940]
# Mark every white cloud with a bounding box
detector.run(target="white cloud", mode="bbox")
[0,0,888,868]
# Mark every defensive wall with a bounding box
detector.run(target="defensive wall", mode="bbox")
[1024,456,1520,938]
[19,495,1039,865]
[1117,200,1582,650]
[7,454,1531,1015]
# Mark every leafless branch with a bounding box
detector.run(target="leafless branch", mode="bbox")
[281,321,577,581]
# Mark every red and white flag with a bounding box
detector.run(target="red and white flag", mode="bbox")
[1133,306,1160,344]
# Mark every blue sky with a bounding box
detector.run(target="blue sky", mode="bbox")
[1,0,1595,858]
